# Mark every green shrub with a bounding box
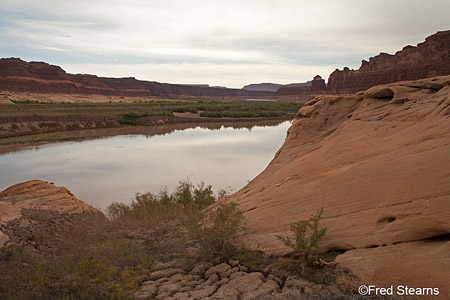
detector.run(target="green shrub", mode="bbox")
[187,202,244,262]
[107,269,140,300]
[276,207,326,263]
[106,180,218,225]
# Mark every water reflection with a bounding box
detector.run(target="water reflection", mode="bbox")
[0,121,291,210]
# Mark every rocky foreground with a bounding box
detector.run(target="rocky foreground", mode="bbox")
[0,180,99,248]
[1,181,414,300]
[231,75,450,299]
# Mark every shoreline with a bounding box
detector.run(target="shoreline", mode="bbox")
[0,119,288,155]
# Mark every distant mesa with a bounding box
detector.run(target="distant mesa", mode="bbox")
[0,58,274,100]
[242,81,312,92]
[1,30,448,101]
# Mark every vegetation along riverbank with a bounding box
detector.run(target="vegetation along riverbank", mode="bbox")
[0,97,303,139]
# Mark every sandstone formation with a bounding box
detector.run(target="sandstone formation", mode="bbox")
[0,58,274,99]
[0,180,100,248]
[327,30,450,94]
[232,76,450,299]
[276,75,326,100]
[243,81,311,93]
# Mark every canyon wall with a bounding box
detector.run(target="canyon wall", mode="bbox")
[0,58,274,99]
[232,75,450,299]
[276,75,326,100]
[275,30,450,99]
[327,30,450,94]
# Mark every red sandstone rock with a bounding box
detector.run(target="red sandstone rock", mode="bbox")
[276,75,326,100]
[327,30,450,94]
[231,75,450,299]
[0,180,100,247]
[0,58,274,99]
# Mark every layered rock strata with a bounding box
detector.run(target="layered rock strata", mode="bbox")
[0,58,274,99]
[276,31,450,99]
[327,30,450,94]
[232,76,450,299]
[276,75,326,100]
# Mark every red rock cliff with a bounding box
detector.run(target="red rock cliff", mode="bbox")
[0,58,274,99]
[232,75,450,299]
[276,75,326,100]
[327,30,450,94]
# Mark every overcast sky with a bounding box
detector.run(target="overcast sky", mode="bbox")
[1,0,449,88]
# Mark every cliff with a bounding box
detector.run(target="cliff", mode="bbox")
[327,30,450,94]
[0,58,274,99]
[243,81,311,92]
[232,76,450,299]
[276,75,326,100]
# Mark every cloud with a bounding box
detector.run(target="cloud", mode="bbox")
[1,0,449,87]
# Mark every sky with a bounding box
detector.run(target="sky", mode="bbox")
[0,0,449,88]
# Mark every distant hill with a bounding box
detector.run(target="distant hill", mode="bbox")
[0,58,275,99]
[242,81,312,92]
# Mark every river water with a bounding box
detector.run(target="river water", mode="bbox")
[0,121,291,210]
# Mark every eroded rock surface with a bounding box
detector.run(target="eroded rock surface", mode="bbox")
[134,260,348,300]
[0,180,100,248]
[232,76,450,299]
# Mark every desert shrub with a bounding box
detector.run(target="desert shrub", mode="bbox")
[187,202,244,262]
[192,182,216,208]
[0,215,147,300]
[276,207,326,263]
[118,119,138,126]
[107,269,140,300]
[71,255,115,299]
[172,180,194,206]
[106,180,217,225]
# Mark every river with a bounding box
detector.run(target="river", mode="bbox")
[0,121,291,210]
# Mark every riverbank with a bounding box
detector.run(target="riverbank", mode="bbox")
[0,119,286,155]
[0,96,302,139]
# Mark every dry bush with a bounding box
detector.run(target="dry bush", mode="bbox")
[186,202,244,263]
[0,213,146,300]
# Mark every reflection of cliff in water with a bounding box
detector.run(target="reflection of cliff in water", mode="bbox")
[0,120,292,209]
[0,120,287,155]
